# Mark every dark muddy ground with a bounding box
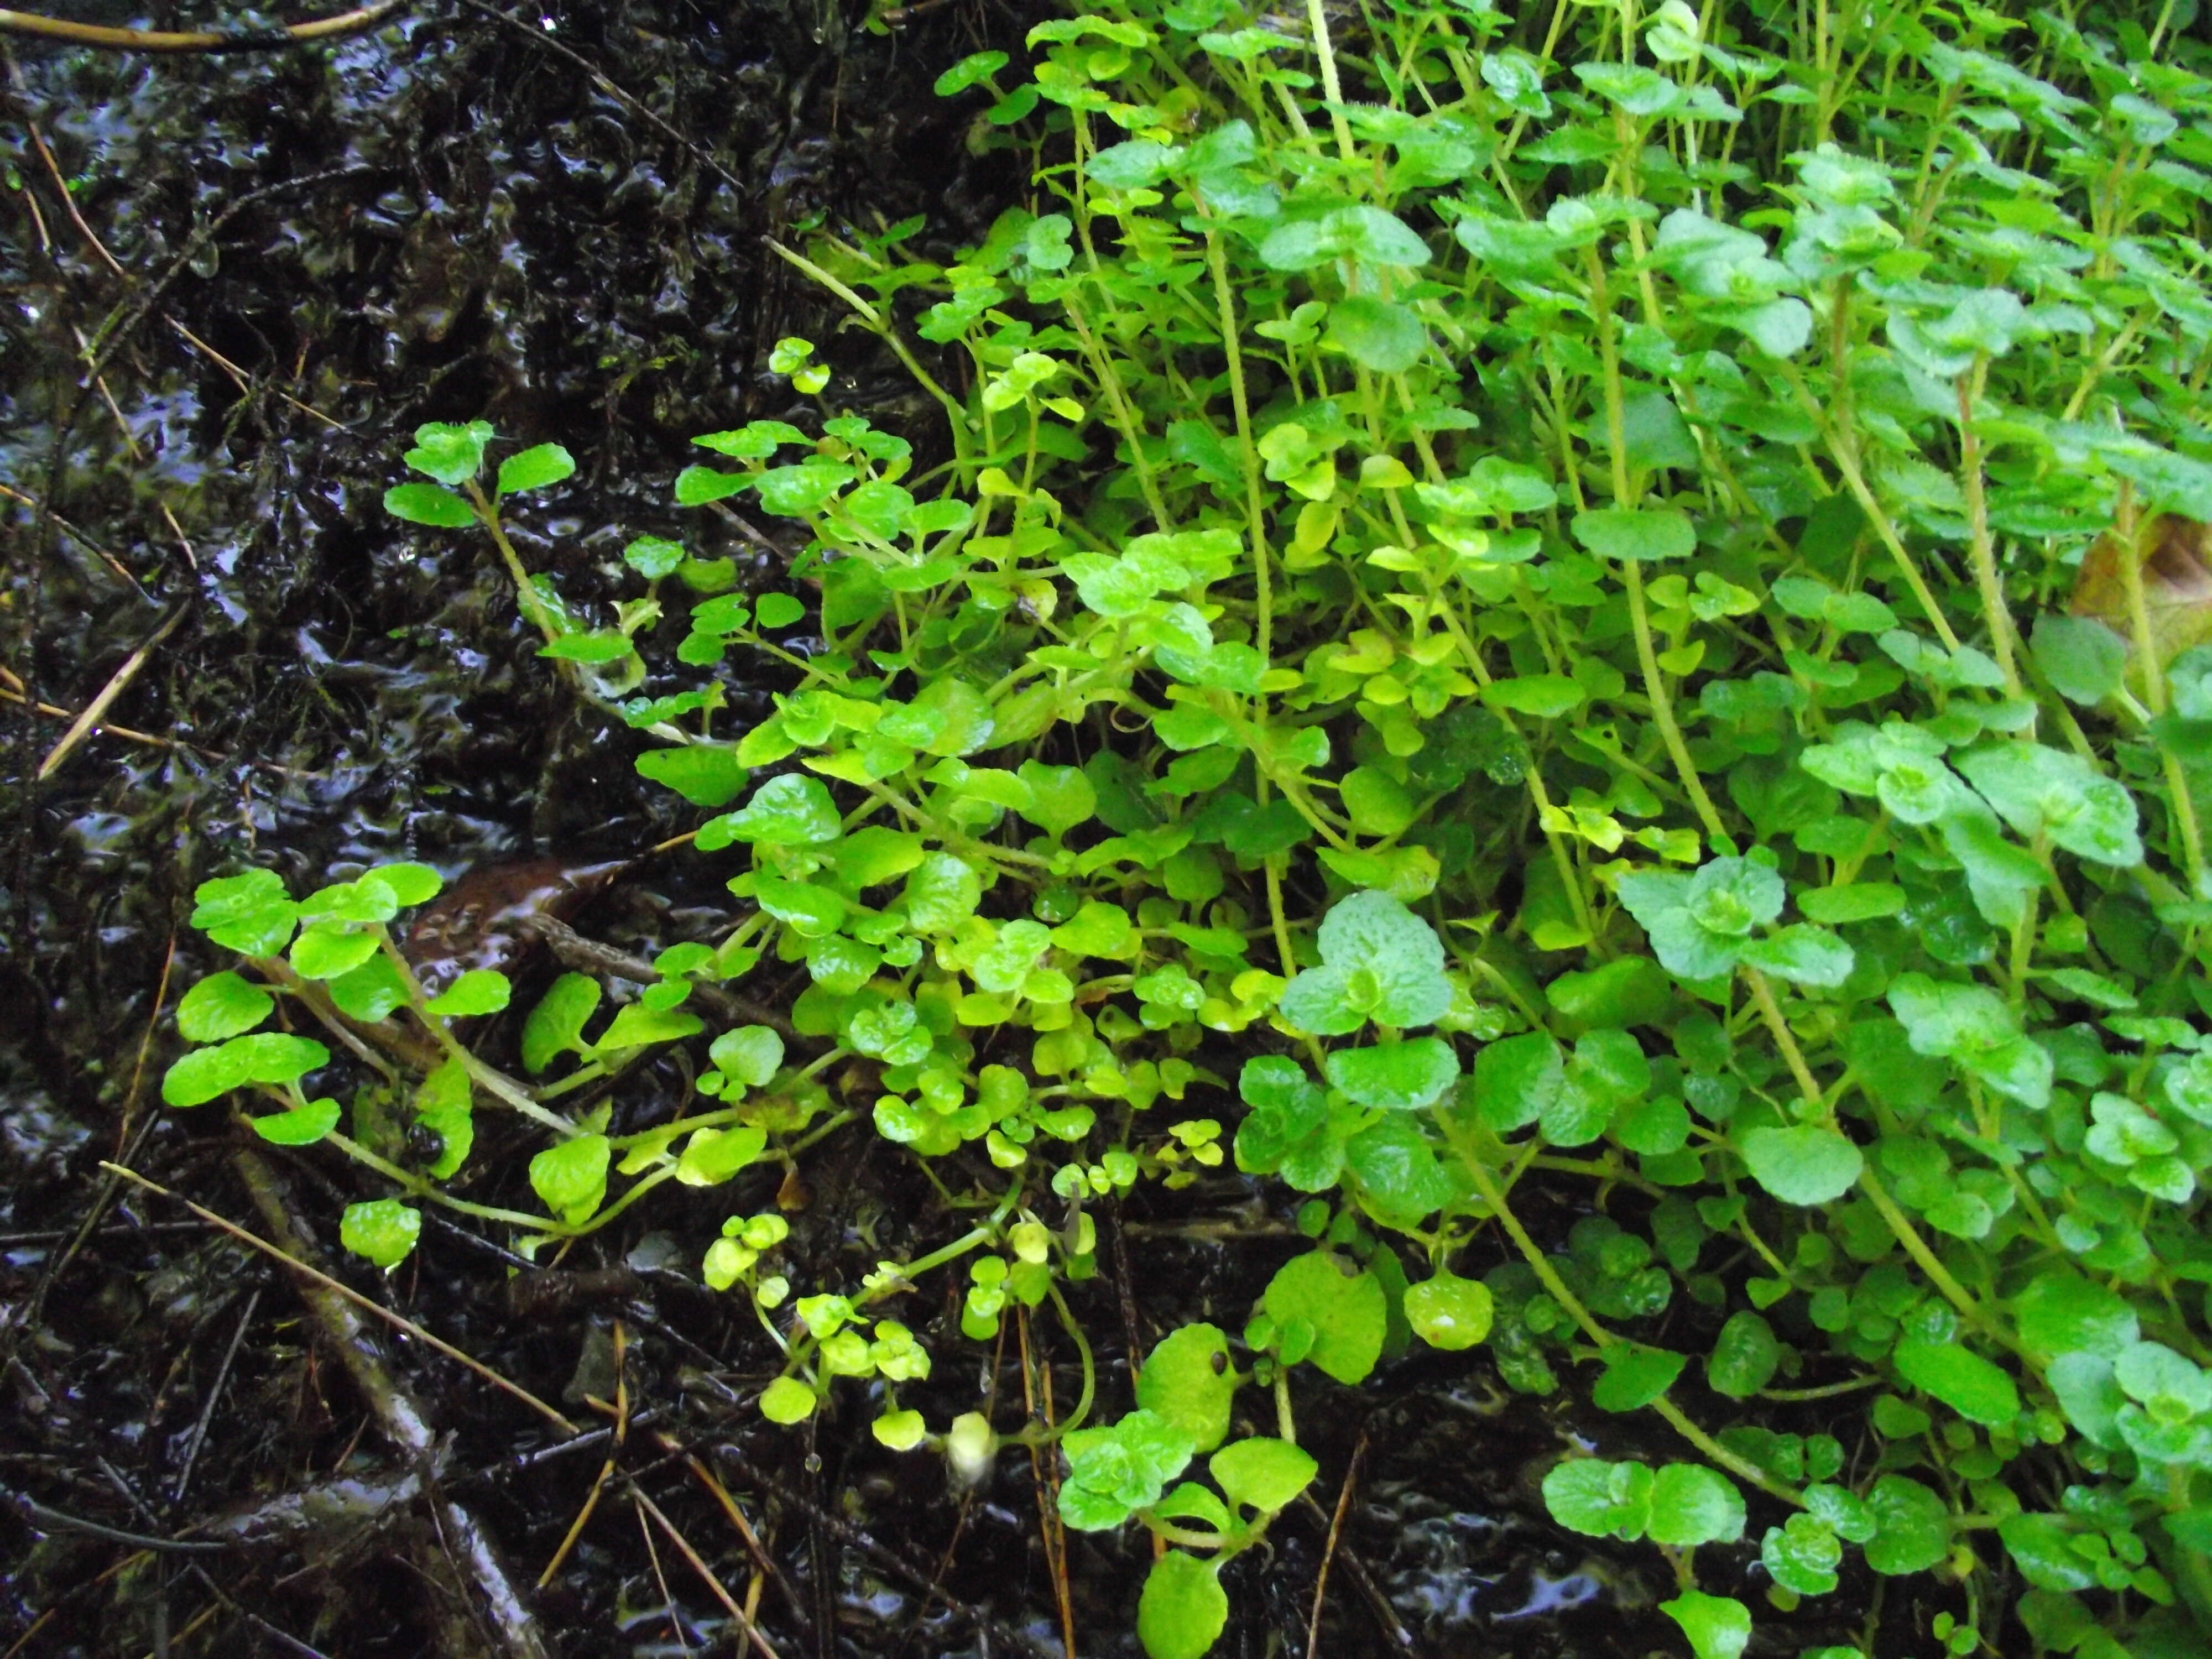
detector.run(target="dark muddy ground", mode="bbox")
[0,6,1900,1656]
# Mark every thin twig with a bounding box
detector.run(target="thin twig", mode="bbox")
[102,1161,579,1434]
[117,928,177,1156]
[1305,1431,1366,1658]
[0,479,137,585]
[167,316,346,430]
[233,1150,551,1659]
[634,1496,696,1655]
[715,1443,1058,1659]
[630,1485,782,1659]
[0,0,412,53]
[1017,1306,1076,1659]
[537,1323,628,1586]
[1295,1489,1417,1651]
[38,606,185,779]
[457,0,747,197]
[0,676,201,757]
[2,1485,234,1554]
[19,105,124,275]
[173,1286,261,1503]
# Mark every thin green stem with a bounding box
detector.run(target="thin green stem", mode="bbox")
[1204,223,1272,661]
[1303,0,1356,164]
[1437,1112,1804,1507]
[1954,362,2023,700]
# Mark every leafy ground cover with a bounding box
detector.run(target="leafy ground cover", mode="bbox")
[34,0,2212,1654]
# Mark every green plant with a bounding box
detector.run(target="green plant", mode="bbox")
[161,0,2212,1653]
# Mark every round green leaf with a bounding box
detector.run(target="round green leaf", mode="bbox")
[1088,138,1182,189]
[495,442,575,498]
[327,952,410,1023]
[1647,1463,1745,1547]
[624,534,686,577]
[1136,1552,1228,1659]
[403,420,492,484]
[1280,889,1453,1034]
[1592,1344,1688,1411]
[1762,1514,1842,1595]
[1705,1310,1782,1399]
[190,869,299,957]
[675,465,750,506]
[1472,1031,1564,1133]
[1798,883,1905,924]
[359,862,437,909]
[175,971,273,1042]
[290,924,381,981]
[1864,1474,1950,1574]
[383,483,476,527]
[1340,766,1417,836]
[1684,858,1785,936]
[522,973,602,1073]
[1735,925,1855,988]
[713,774,842,847]
[2033,614,2128,706]
[1136,1323,1238,1453]
[1660,1590,1750,1659]
[1324,1036,1460,1110]
[759,1376,817,1424]
[1324,296,1430,372]
[1209,1437,1317,1514]
[593,1004,704,1051]
[340,1199,420,1269]
[710,1025,786,1089]
[635,745,748,807]
[1259,205,1430,271]
[1572,507,1697,562]
[1404,1274,1493,1350]
[249,1096,341,1146]
[1262,1252,1385,1384]
[933,49,1007,95]
[1999,1512,2098,1592]
[1740,1126,1865,1205]
[1481,674,1585,718]
[1576,60,1682,117]
[299,875,401,926]
[675,1125,769,1187]
[1344,1118,1454,1224]
[161,1032,330,1107]
[426,969,512,1018]
[1542,1457,1653,1540]
[755,592,807,630]
[873,1408,927,1452]
[529,1133,611,1224]
[2114,1340,2212,1416]
[161,1045,242,1108]
[538,629,636,665]
[1893,1338,2020,1426]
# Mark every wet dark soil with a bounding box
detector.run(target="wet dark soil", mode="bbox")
[2,7,1905,1656]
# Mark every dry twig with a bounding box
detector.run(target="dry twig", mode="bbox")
[0,0,411,53]
[103,1159,578,1436]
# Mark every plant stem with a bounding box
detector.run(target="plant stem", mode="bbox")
[1437,1113,1804,1507]
[1206,225,1273,661]
[1588,248,1727,843]
[1954,361,2023,699]
[1303,0,1356,164]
